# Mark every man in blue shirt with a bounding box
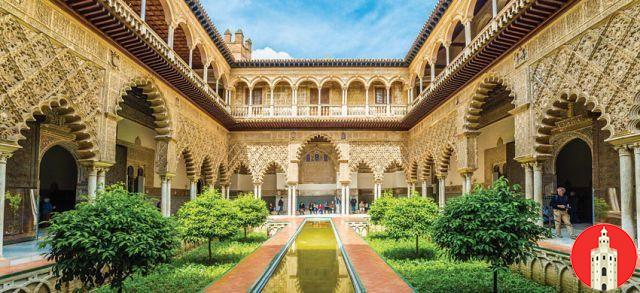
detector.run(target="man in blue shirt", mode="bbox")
[549,187,575,238]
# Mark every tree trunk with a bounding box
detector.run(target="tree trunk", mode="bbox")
[208,238,212,263]
[493,270,498,293]
[244,226,247,239]
[415,235,419,257]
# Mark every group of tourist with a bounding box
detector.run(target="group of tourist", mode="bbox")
[266,196,373,215]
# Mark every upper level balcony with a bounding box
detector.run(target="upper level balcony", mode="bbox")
[228,77,409,119]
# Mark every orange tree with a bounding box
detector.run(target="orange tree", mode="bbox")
[432,178,545,293]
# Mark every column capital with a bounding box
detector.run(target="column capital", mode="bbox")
[436,173,447,180]
[160,173,176,180]
[0,143,19,162]
[457,168,476,175]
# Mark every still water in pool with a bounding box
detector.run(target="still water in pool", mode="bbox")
[263,221,355,293]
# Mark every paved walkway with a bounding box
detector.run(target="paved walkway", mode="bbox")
[205,217,304,293]
[332,217,414,293]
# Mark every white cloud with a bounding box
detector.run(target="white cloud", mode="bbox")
[252,47,293,59]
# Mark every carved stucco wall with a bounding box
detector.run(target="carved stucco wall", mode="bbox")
[0,11,104,160]
[531,2,640,154]
[228,131,407,185]
[0,0,229,181]
[408,0,639,178]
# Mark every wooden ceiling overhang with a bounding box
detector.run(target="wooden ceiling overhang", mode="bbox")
[400,0,573,128]
[61,0,572,131]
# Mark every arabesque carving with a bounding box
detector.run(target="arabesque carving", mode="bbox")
[0,13,105,160]
[531,4,640,154]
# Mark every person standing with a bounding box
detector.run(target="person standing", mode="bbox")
[277,197,284,215]
[350,198,357,214]
[550,187,575,238]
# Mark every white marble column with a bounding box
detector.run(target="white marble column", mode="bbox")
[492,0,498,17]
[253,184,259,199]
[270,87,275,116]
[619,147,635,240]
[463,20,472,45]
[287,185,292,216]
[291,88,298,116]
[341,88,348,116]
[445,45,451,65]
[188,47,194,68]
[220,185,227,199]
[86,166,98,200]
[438,175,446,208]
[419,76,423,93]
[421,181,428,198]
[340,185,346,214]
[365,87,370,115]
[167,24,175,49]
[189,180,197,200]
[160,175,171,217]
[140,0,147,20]
[0,152,12,258]
[461,172,472,194]
[522,163,533,200]
[317,88,322,116]
[97,168,106,191]
[345,185,350,214]
[292,184,297,216]
[385,87,391,115]
[430,63,436,83]
[533,162,543,225]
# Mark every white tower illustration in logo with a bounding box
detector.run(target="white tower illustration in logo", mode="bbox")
[590,227,617,291]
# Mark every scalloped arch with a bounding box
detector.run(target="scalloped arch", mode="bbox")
[117,77,173,137]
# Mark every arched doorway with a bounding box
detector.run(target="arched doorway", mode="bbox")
[298,136,340,214]
[39,145,78,223]
[555,138,593,224]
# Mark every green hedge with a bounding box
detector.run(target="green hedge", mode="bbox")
[366,233,555,293]
[96,232,267,292]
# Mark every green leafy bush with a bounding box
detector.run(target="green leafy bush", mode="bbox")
[594,196,609,222]
[368,192,397,224]
[176,189,240,262]
[233,194,269,238]
[432,177,546,293]
[95,232,267,293]
[383,196,439,256]
[366,234,554,293]
[42,185,179,291]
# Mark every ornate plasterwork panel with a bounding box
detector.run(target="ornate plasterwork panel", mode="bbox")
[349,142,404,181]
[408,110,457,175]
[530,3,640,154]
[227,141,288,184]
[0,13,105,160]
[175,113,227,181]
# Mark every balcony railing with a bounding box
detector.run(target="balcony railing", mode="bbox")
[410,0,526,109]
[231,105,407,118]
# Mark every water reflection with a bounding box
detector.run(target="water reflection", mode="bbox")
[263,221,355,293]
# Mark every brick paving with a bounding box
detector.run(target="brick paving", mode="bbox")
[205,217,304,293]
[332,217,414,293]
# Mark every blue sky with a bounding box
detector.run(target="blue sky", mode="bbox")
[201,0,438,59]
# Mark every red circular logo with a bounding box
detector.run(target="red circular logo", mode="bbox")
[570,224,637,290]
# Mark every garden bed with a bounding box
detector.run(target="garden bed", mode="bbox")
[95,232,267,292]
[366,233,555,293]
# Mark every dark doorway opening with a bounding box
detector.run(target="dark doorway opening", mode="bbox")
[39,145,78,225]
[555,138,593,224]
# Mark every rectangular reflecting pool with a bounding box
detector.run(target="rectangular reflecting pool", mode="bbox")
[262,220,355,293]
